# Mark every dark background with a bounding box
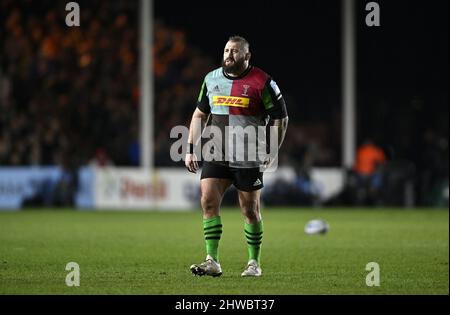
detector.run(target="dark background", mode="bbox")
[0,0,448,206]
[156,0,449,156]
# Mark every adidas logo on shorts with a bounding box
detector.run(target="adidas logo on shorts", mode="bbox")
[253,178,262,186]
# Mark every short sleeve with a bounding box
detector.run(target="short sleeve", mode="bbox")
[262,78,287,119]
[196,80,210,114]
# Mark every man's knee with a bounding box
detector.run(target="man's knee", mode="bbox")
[241,199,260,220]
[201,194,220,214]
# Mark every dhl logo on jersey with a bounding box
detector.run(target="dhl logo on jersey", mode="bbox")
[212,96,250,108]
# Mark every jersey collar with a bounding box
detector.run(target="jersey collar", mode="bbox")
[222,65,252,80]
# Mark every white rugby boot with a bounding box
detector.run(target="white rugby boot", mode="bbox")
[190,255,222,277]
[241,259,262,277]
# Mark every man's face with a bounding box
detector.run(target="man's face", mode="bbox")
[222,41,249,74]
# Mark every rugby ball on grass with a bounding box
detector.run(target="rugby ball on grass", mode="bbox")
[304,219,329,235]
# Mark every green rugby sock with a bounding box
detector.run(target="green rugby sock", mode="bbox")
[203,216,222,262]
[245,221,263,264]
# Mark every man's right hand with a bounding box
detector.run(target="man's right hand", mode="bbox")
[185,153,199,173]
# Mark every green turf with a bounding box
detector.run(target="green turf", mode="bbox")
[0,208,448,294]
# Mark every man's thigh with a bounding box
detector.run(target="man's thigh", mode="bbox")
[200,163,233,204]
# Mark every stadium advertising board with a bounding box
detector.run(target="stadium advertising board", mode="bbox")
[93,167,343,210]
[94,168,200,210]
[0,167,94,210]
[0,167,343,210]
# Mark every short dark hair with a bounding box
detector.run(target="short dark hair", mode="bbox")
[228,35,250,52]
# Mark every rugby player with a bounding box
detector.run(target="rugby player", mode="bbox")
[185,36,288,277]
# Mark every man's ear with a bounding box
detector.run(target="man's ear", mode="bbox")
[245,52,251,61]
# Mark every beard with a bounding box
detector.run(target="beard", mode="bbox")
[222,57,246,75]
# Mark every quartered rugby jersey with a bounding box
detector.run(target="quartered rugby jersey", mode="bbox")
[197,65,287,168]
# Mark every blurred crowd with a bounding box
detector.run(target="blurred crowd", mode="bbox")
[1,0,139,166]
[0,1,447,207]
[0,0,212,168]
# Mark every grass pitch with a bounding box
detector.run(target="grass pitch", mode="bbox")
[0,208,448,294]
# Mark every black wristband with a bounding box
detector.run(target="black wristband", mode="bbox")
[187,143,194,154]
